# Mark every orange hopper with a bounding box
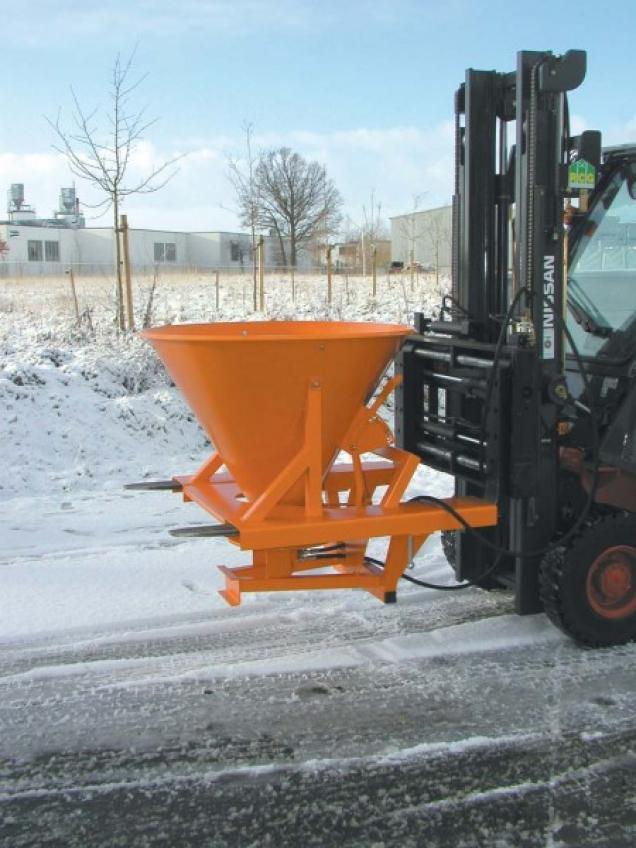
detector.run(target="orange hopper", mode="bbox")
[141,321,497,605]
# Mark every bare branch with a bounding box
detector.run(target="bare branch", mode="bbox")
[247,146,342,266]
[47,46,179,332]
[119,156,183,196]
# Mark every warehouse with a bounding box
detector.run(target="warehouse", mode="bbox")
[0,184,307,275]
[0,222,304,276]
[390,204,452,271]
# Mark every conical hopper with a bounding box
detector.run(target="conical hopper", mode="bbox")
[142,321,410,506]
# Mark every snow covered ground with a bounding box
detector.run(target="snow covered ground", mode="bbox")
[1,272,635,847]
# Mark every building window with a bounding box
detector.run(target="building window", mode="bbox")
[28,240,43,261]
[154,242,176,263]
[230,241,240,262]
[45,240,60,261]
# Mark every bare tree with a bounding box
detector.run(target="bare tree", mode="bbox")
[227,122,260,307]
[397,194,427,261]
[338,197,388,275]
[396,193,429,289]
[48,49,181,330]
[254,147,342,267]
[423,208,452,286]
[359,190,388,274]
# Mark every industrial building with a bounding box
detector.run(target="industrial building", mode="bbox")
[0,184,308,275]
[331,239,391,272]
[6,182,86,229]
[390,204,452,271]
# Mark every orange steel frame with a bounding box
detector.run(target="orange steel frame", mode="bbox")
[173,376,497,605]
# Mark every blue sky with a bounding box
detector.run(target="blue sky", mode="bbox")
[2,0,635,231]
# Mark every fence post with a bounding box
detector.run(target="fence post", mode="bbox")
[252,246,258,311]
[215,270,220,310]
[66,266,80,324]
[372,245,377,298]
[291,265,296,302]
[326,244,333,305]
[120,214,135,331]
[258,236,265,311]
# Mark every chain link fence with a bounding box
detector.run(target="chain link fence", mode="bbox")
[0,261,451,331]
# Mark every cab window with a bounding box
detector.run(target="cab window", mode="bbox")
[567,164,636,357]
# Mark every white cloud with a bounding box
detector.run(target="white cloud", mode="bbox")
[240,124,455,221]
[568,113,636,146]
[0,152,72,218]
[603,116,636,147]
[0,122,455,231]
[5,0,457,55]
[5,0,328,47]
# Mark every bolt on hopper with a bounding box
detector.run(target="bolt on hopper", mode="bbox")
[136,321,497,605]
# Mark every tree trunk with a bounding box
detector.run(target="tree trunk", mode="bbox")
[274,226,287,268]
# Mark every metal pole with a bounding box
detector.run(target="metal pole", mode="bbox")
[326,244,333,304]
[215,270,220,310]
[120,214,135,331]
[258,236,265,311]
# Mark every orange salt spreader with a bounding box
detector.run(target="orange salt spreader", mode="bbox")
[131,321,497,605]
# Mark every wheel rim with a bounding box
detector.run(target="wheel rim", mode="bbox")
[586,545,636,620]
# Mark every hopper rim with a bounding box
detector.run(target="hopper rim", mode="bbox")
[141,320,412,343]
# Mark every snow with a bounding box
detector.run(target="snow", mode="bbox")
[0,269,562,685]
[0,268,631,682]
[0,614,564,688]
[2,271,635,848]
[0,269,451,643]
[0,270,441,500]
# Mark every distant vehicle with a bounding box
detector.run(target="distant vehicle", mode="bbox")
[388,260,404,273]
[406,261,434,273]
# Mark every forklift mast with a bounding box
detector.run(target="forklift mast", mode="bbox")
[454,50,588,352]
[397,50,601,613]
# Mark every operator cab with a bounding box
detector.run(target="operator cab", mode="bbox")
[567,150,636,362]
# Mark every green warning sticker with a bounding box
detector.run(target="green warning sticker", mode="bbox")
[568,159,596,190]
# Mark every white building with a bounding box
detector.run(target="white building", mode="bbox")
[0,182,311,275]
[0,223,309,276]
[390,204,452,270]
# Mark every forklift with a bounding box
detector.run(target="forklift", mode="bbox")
[396,49,636,647]
[134,49,634,649]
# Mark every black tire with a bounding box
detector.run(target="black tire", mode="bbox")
[440,530,500,590]
[540,513,636,647]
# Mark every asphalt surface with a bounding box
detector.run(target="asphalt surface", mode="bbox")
[1,585,635,848]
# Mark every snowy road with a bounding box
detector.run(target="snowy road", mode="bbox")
[1,488,635,847]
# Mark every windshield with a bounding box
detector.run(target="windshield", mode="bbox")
[567,163,636,357]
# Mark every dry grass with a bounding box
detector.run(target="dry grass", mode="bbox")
[0,268,450,331]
